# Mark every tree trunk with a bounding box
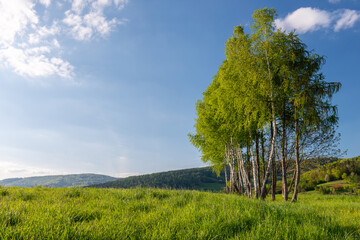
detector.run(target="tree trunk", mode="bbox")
[255,132,261,194]
[288,170,296,193]
[250,139,259,199]
[237,145,252,198]
[281,101,288,201]
[271,154,276,201]
[261,133,266,181]
[224,165,228,193]
[237,152,245,195]
[292,117,300,202]
[226,144,233,193]
[246,143,251,186]
[260,118,276,200]
[237,171,243,194]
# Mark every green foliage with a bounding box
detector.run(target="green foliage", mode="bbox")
[315,182,358,195]
[301,156,360,195]
[318,186,331,195]
[0,174,117,187]
[342,173,348,180]
[301,157,339,173]
[0,187,359,239]
[90,167,226,192]
[301,156,360,191]
[348,172,360,184]
[65,188,82,198]
[0,187,9,197]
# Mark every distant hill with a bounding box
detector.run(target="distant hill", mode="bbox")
[0,174,117,187]
[300,156,360,191]
[89,167,225,192]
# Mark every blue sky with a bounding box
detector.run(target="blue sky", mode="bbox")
[0,0,359,179]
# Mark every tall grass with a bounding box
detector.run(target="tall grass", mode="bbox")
[0,186,359,239]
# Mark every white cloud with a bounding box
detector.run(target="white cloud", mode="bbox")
[39,0,51,7]
[63,11,93,40]
[25,46,51,54]
[329,0,341,3]
[0,46,74,78]
[334,9,360,31]
[0,0,39,43]
[28,22,59,44]
[52,39,60,48]
[275,8,331,34]
[114,0,128,10]
[275,7,360,34]
[92,0,112,9]
[63,0,125,41]
[0,0,128,80]
[71,0,89,14]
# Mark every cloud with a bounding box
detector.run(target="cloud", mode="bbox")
[114,0,128,10]
[0,46,74,79]
[275,7,360,34]
[0,0,128,80]
[334,9,360,31]
[274,8,331,34]
[0,0,39,43]
[39,0,51,7]
[63,0,126,41]
[329,0,341,3]
[63,10,120,41]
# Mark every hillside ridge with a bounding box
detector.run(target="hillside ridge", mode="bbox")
[89,166,225,191]
[0,173,117,187]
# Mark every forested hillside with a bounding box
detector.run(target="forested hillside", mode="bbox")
[0,174,117,187]
[300,156,360,191]
[90,167,225,191]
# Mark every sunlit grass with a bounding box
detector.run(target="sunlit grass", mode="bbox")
[0,186,359,239]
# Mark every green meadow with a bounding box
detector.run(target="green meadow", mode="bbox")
[0,187,359,239]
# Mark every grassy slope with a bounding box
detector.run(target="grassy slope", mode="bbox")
[0,187,359,239]
[0,174,117,187]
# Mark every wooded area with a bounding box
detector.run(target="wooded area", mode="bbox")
[189,8,342,202]
[89,167,225,191]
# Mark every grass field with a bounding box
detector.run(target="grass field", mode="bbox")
[0,186,359,239]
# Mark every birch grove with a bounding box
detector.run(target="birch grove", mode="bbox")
[189,8,341,201]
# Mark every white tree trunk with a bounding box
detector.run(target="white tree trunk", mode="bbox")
[237,145,252,198]
[250,141,259,198]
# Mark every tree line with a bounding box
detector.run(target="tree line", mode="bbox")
[189,8,341,202]
[89,167,225,191]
